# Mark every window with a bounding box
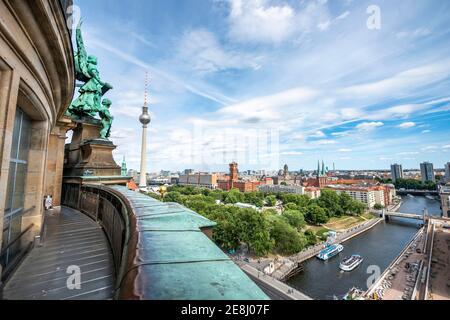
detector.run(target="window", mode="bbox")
[1,107,31,271]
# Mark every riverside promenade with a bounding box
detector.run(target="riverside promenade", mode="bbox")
[364,228,425,300]
[273,217,383,281]
[239,263,312,300]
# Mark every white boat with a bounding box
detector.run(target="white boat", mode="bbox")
[340,255,364,272]
[407,194,414,198]
[317,244,344,261]
[425,195,434,200]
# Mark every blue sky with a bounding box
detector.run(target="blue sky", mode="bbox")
[73,0,450,172]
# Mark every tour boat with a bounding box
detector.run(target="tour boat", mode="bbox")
[425,195,435,200]
[339,255,364,272]
[317,244,344,261]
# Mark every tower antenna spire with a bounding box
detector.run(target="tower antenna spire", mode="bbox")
[144,71,149,107]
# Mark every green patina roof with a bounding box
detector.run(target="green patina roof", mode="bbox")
[111,186,269,300]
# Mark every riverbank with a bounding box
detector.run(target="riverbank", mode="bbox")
[365,227,425,300]
[428,221,450,300]
[273,217,382,281]
[285,196,441,300]
[239,263,312,300]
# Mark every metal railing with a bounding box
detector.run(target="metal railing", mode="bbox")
[0,223,35,283]
[61,183,130,283]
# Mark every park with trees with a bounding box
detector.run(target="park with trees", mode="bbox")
[146,185,368,257]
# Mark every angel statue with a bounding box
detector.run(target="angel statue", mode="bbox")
[66,20,114,139]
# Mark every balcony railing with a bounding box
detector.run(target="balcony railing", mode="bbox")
[61,183,269,300]
[61,183,129,297]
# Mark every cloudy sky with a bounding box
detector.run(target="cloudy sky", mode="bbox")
[73,0,450,172]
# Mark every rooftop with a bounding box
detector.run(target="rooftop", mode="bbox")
[111,186,269,300]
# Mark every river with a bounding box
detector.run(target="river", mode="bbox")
[286,196,442,300]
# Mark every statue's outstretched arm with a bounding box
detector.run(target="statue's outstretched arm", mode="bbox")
[75,20,90,80]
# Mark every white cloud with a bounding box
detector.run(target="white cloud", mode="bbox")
[338,148,352,152]
[356,122,384,131]
[396,28,431,39]
[227,0,330,44]
[421,130,431,134]
[366,104,429,120]
[332,131,351,137]
[336,11,350,20]
[396,152,419,155]
[309,130,326,138]
[218,86,318,121]
[398,122,416,129]
[318,20,331,31]
[90,38,235,106]
[339,60,450,98]
[316,139,336,145]
[281,151,304,156]
[177,29,261,74]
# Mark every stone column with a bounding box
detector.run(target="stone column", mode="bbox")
[0,69,20,278]
[44,118,75,207]
[22,120,50,244]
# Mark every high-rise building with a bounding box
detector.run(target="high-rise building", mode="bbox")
[420,162,435,183]
[445,162,450,183]
[390,164,403,182]
[139,74,151,188]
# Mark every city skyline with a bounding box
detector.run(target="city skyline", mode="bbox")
[74,0,450,172]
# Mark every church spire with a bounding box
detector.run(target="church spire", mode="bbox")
[121,156,127,176]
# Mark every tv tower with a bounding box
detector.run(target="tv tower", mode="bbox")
[139,72,151,189]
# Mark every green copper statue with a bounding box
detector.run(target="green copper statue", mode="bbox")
[66,20,114,139]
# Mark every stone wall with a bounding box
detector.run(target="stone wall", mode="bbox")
[0,0,74,277]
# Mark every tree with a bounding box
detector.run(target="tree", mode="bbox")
[282,210,306,230]
[270,216,307,255]
[224,189,243,204]
[395,178,437,191]
[280,194,310,208]
[207,208,240,251]
[305,204,329,225]
[263,208,279,216]
[339,192,354,215]
[164,191,182,203]
[265,195,277,207]
[304,230,318,246]
[283,203,298,211]
[373,203,384,210]
[244,192,264,207]
[236,209,273,256]
[147,193,162,201]
[317,189,344,217]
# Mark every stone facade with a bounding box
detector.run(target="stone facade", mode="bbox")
[0,0,74,279]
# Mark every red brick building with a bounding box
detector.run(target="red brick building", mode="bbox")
[218,162,270,192]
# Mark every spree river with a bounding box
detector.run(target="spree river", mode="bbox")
[286,196,442,300]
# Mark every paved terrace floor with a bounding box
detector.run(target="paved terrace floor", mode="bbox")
[3,207,115,300]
